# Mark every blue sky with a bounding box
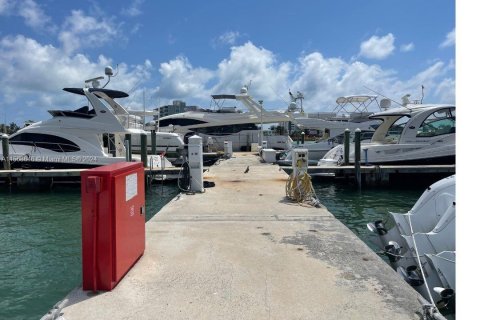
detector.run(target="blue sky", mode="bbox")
[0,0,456,124]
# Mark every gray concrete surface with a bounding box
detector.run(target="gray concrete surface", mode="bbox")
[60,153,424,320]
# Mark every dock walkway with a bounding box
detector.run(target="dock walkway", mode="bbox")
[59,153,424,320]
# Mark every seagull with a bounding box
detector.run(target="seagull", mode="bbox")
[244,166,250,173]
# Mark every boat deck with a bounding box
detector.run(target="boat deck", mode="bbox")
[56,153,424,320]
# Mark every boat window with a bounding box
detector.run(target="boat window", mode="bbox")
[193,123,258,135]
[9,133,81,152]
[158,118,208,127]
[385,116,409,143]
[416,108,456,137]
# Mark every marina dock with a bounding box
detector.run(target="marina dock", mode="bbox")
[55,153,425,319]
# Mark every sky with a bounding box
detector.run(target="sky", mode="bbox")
[0,0,457,125]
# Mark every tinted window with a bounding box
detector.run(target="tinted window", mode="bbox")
[10,133,80,152]
[193,123,258,135]
[158,118,208,127]
[416,108,455,137]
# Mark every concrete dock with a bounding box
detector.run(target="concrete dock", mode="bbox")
[57,153,424,320]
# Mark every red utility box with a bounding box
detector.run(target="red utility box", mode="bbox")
[81,162,145,291]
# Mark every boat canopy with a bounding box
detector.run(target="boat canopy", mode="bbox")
[63,88,129,99]
[335,95,378,104]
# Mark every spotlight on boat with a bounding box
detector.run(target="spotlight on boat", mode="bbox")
[397,265,424,287]
[384,241,401,263]
[366,220,388,235]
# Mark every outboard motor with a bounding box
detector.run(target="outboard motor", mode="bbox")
[434,287,455,312]
[366,220,388,235]
[397,265,425,287]
[384,241,401,263]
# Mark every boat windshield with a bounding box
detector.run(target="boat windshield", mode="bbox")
[416,108,455,137]
[385,115,409,143]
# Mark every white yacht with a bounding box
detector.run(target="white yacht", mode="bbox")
[367,175,455,314]
[277,130,375,166]
[63,86,184,159]
[293,95,385,138]
[156,86,293,151]
[1,79,181,169]
[318,103,455,165]
[2,87,134,169]
[276,94,381,166]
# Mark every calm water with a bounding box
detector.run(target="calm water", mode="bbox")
[0,180,426,320]
[0,183,179,320]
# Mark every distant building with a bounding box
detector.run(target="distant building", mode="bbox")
[153,100,200,120]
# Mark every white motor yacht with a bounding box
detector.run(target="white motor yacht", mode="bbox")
[276,94,381,166]
[2,87,134,169]
[318,103,455,165]
[1,82,180,169]
[293,95,384,138]
[63,87,184,160]
[367,175,455,314]
[277,130,374,166]
[157,86,293,151]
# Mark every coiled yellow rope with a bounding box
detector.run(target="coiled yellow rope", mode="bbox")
[286,171,320,207]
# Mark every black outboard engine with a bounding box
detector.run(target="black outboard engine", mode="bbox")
[371,220,388,235]
[384,241,401,263]
[434,287,455,313]
[397,265,425,287]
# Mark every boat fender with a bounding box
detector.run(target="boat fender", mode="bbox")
[397,265,425,287]
[384,241,401,263]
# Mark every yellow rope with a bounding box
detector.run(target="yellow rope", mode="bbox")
[286,172,320,207]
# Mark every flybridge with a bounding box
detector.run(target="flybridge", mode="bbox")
[63,88,129,99]
[210,86,271,117]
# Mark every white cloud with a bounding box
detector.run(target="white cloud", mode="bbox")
[121,0,144,17]
[152,42,454,112]
[0,38,455,123]
[359,33,395,60]
[213,42,292,100]
[0,0,56,32]
[434,78,455,103]
[0,35,152,116]
[58,10,120,54]
[156,56,214,99]
[217,31,241,46]
[400,43,415,52]
[0,0,14,14]
[18,0,54,30]
[440,28,455,48]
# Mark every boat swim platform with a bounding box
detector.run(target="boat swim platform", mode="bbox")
[282,164,456,186]
[58,153,425,320]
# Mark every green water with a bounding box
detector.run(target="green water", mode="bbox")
[0,181,426,320]
[311,181,425,251]
[0,183,179,320]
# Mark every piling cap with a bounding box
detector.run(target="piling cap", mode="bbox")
[1,133,8,139]
[355,128,361,132]
[188,135,203,144]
